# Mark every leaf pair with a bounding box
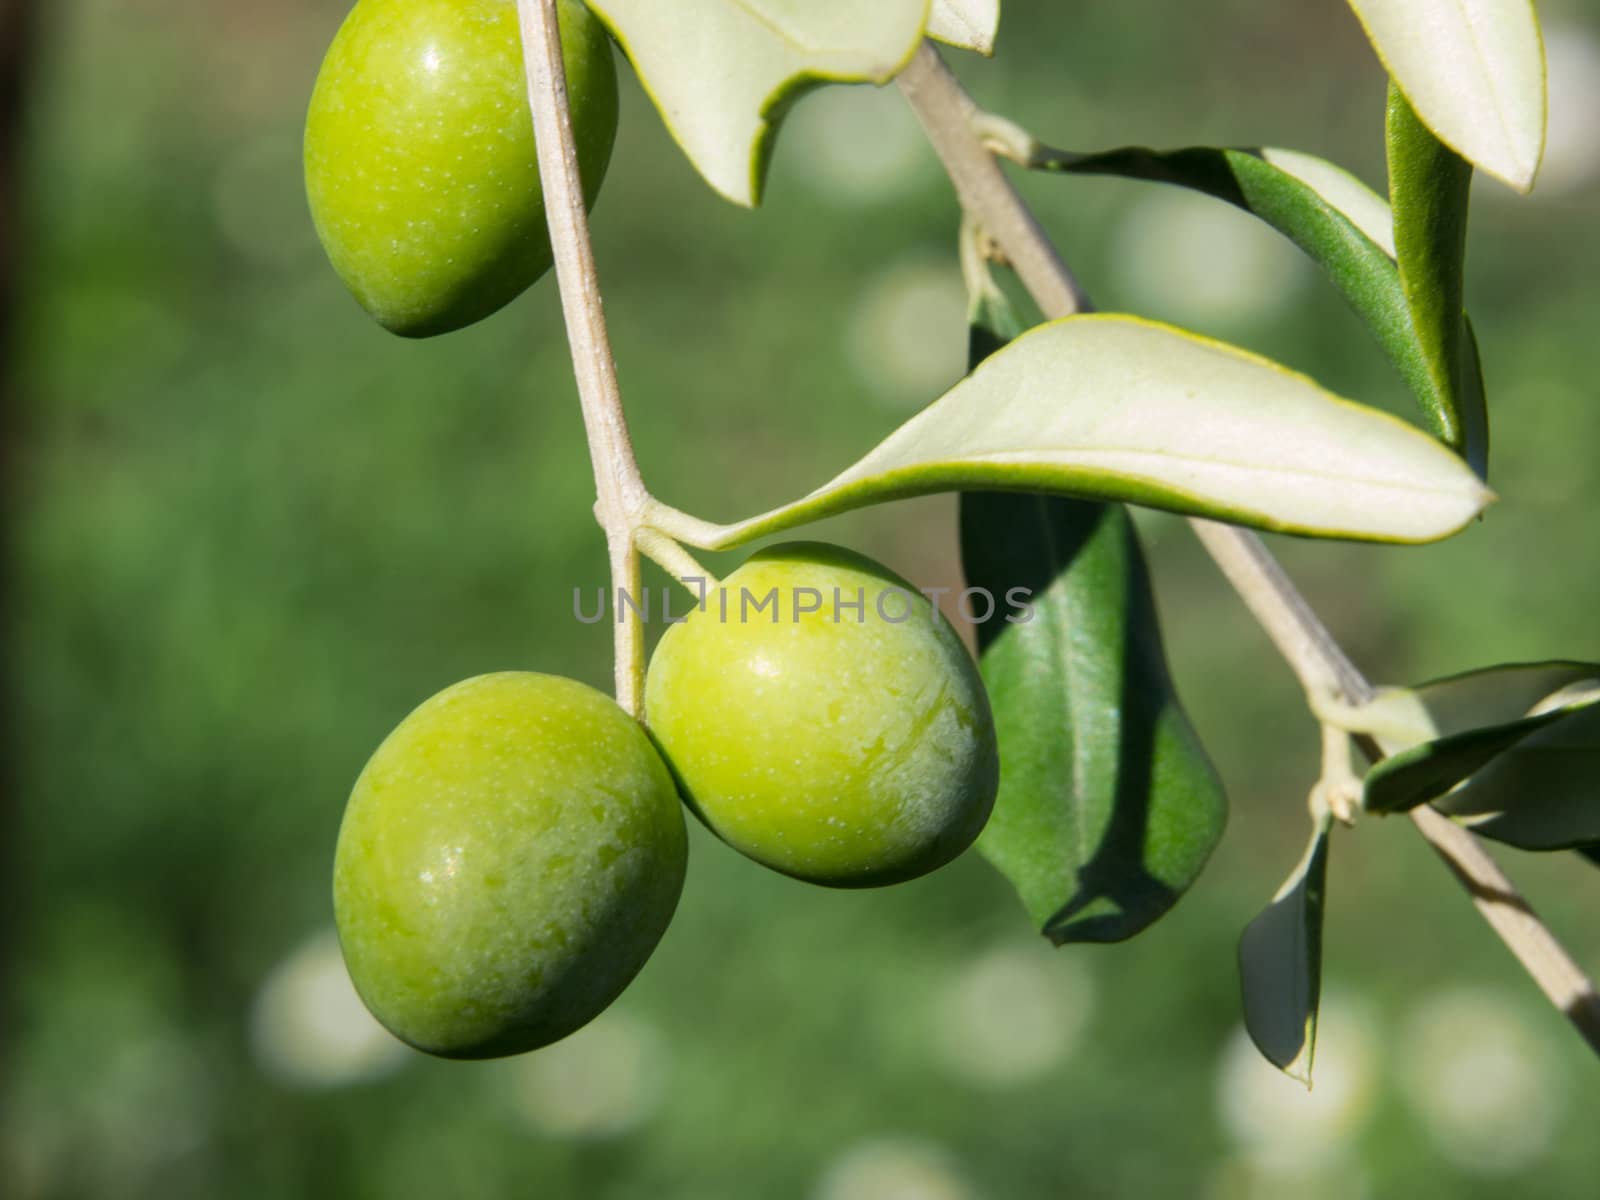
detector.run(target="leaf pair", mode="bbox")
[1240,660,1600,1085]
[1364,662,1600,852]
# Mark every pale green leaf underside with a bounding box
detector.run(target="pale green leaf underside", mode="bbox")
[928,0,998,55]
[1239,819,1331,1086]
[587,0,928,206]
[673,315,1492,547]
[1345,0,1546,190]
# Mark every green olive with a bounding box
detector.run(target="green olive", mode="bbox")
[304,0,617,337]
[333,672,685,1058]
[644,542,999,887]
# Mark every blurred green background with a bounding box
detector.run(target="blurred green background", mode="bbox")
[6,1,1599,1196]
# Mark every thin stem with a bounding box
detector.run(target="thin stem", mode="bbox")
[517,0,647,713]
[896,39,1600,1050]
[636,528,720,591]
[1189,518,1368,703]
[1411,806,1600,1052]
[896,46,1090,319]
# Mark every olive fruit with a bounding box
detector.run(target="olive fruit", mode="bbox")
[304,0,618,337]
[644,542,999,887]
[333,672,686,1058]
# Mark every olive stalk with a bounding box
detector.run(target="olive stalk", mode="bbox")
[516,0,648,713]
[896,39,1600,1054]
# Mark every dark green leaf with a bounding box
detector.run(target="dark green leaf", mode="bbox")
[1239,819,1331,1085]
[963,493,1227,944]
[1363,706,1577,815]
[1031,143,1483,460]
[1387,84,1484,475]
[1435,702,1600,850]
[1579,845,1600,869]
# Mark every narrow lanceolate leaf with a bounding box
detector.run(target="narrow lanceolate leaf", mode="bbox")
[962,495,1227,944]
[672,315,1493,549]
[1345,0,1546,192]
[1363,705,1578,814]
[1239,818,1332,1086]
[1035,145,1485,459]
[586,0,928,206]
[1387,84,1484,475]
[1435,701,1600,850]
[928,0,998,55]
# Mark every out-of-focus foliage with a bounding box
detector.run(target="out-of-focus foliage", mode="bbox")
[4,1,1599,1197]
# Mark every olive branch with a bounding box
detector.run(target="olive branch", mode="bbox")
[514,0,1600,1061]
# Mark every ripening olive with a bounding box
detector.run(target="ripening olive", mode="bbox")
[333,672,686,1058]
[304,0,618,336]
[644,542,999,887]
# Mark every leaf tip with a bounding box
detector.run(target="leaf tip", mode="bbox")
[1473,480,1499,515]
[1479,154,1541,196]
[927,0,1000,56]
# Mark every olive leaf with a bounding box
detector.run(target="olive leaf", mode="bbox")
[1386,84,1484,474]
[963,494,1227,944]
[958,284,1225,945]
[1434,701,1600,850]
[585,0,928,206]
[1031,144,1485,462]
[659,314,1493,549]
[1238,818,1332,1086]
[1363,706,1577,815]
[928,0,998,55]
[1344,0,1546,192]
